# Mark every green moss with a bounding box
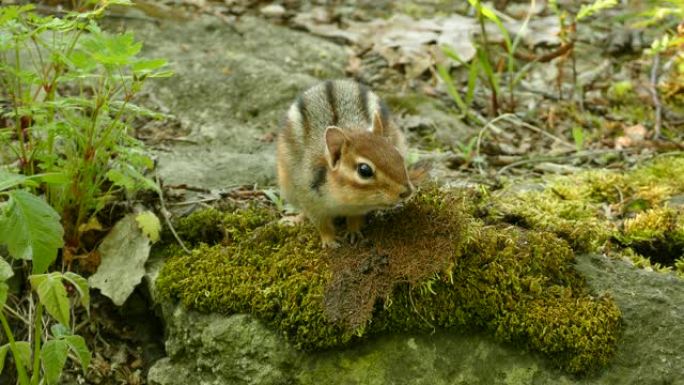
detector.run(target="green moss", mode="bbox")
[174,204,277,246]
[485,155,684,263]
[157,187,621,374]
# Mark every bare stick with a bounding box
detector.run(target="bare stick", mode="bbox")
[155,172,191,255]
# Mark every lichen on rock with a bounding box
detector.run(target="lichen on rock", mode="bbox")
[156,185,622,374]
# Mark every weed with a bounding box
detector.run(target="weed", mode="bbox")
[0,1,170,265]
[0,259,91,384]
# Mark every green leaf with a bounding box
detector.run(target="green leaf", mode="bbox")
[576,0,618,21]
[63,335,90,373]
[30,273,70,326]
[0,344,8,375]
[63,272,90,311]
[41,339,68,385]
[14,341,31,368]
[0,190,64,274]
[0,170,35,192]
[0,258,13,281]
[132,58,167,73]
[107,165,160,194]
[79,32,142,66]
[0,283,7,307]
[50,323,70,338]
[135,211,161,243]
[0,5,35,27]
[572,126,585,151]
[436,64,467,116]
[36,173,70,186]
[466,58,480,106]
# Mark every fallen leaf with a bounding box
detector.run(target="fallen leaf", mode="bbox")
[135,211,161,243]
[89,214,151,306]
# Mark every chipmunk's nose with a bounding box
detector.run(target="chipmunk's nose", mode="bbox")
[399,184,413,199]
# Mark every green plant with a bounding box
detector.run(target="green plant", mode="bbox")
[0,1,170,264]
[437,0,537,118]
[572,126,585,151]
[0,169,90,383]
[1,258,91,385]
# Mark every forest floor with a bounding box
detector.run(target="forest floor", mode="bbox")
[4,0,684,384]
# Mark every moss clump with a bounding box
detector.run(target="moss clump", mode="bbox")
[616,207,684,265]
[485,155,684,265]
[174,204,277,246]
[484,187,612,252]
[157,186,621,374]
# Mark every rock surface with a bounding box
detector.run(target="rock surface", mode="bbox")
[128,14,347,189]
[147,253,684,385]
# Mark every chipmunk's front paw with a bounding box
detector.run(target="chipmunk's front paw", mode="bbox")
[279,213,306,226]
[321,238,341,249]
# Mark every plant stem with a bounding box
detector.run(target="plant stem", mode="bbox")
[13,38,30,173]
[30,302,43,385]
[0,312,31,385]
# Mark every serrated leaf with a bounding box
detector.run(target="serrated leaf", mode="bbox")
[106,169,136,191]
[0,190,64,274]
[63,335,90,372]
[14,341,31,368]
[0,344,8,375]
[107,165,160,194]
[41,339,68,385]
[0,258,13,281]
[30,273,70,326]
[80,32,142,66]
[63,272,90,311]
[135,211,160,243]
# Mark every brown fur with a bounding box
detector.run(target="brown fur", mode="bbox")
[276,80,415,248]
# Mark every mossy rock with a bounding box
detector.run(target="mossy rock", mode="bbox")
[484,156,684,266]
[156,186,621,374]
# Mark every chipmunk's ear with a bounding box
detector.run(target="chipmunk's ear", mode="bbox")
[324,126,348,169]
[371,111,384,136]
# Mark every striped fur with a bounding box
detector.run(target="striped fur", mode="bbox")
[277,80,413,248]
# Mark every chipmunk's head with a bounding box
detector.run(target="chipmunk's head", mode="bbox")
[322,113,413,214]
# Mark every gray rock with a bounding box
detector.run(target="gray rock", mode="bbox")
[260,4,286,18]
[121,15,347,189]
[148,253,684,385]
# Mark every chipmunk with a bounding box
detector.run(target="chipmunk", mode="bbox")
[276,79,414,248]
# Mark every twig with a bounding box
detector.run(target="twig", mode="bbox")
[167,197,222,206]
[498,114,575,148]
[475,114,513,175]
[650,53,662,139]
[2,303,30,326]
[495,148,638,175]
[155,172,191,255]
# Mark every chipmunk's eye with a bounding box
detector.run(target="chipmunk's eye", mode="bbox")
[357,163,374,179]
